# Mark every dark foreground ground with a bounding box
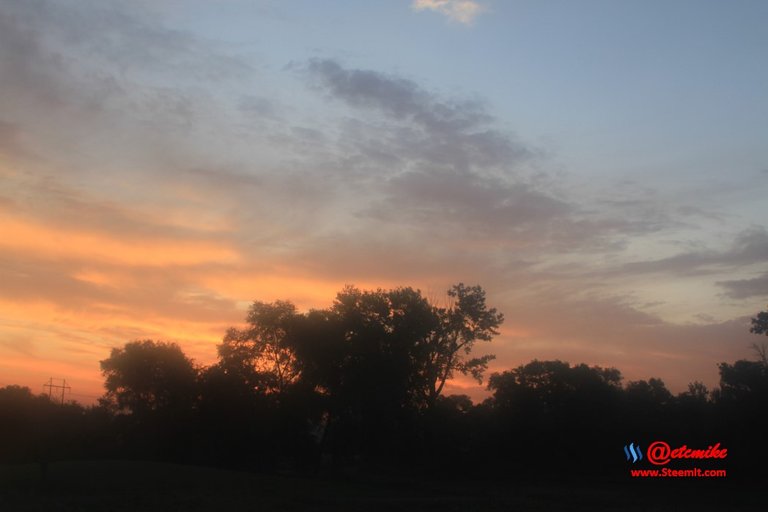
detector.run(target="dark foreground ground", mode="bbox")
[1,461,765,512]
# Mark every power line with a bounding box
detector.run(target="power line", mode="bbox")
[43,378,71,405]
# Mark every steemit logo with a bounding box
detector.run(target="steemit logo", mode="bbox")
[624,442,643,463]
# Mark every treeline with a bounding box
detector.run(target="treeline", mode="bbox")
[2,285,767,480]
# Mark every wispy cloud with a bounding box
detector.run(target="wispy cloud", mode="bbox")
[717,272,768,299]
[411,0,486,25]
[619,227,768,277]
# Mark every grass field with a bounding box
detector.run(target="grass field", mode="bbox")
[1,460,765,511]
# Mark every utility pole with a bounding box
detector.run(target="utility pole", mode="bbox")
[43,378,71,405]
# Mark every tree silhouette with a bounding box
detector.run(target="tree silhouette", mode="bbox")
[624,377,673,406]
[5,282,768,484]
[100,339,198,416]
[329,286,436,407]
[486,360,624,474]
[218,300,301,397]
[717,360,768,403]
[312,286,435,459]
[488,360,622,416]
[748,308,768,365]
[0,386,53,464]
[749,308,768,336]
[238,284,505,463]
[677,380,710,404]
[422,283,503,408]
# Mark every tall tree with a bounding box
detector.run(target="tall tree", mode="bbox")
[325,286,435,412]
[488,360,622,413]
[750,308,768,336]
[218,300,301,396]
[717,360,768,403]
[100,340,198,415]
[422,283,504,408]
[749,307,768,365]
[323,284,503,410]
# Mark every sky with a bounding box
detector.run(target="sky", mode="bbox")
[1,0,767,404]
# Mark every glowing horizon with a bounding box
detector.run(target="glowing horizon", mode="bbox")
[1,0,766,405]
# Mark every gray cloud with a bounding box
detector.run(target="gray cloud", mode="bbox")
[306,58,532,174]
[3,0,248,84]
[299,59,603,253]
[488,291,757,393]
[307,59,491,130]
[367,169,572,234]
[239,95,282,121]
[0,119,33,161]
[621,227,768,276]
[282,229,517,284]
[717,273,768,299]
[0,0,253,180]
[300,59,684,257]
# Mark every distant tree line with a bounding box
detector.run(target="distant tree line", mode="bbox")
[1,286,766,481]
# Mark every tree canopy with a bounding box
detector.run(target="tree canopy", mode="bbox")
[5,292,768,480]
[749,308,768,336]
[215,283,503,413]
[218,300,301,396]
[100,339,198,415]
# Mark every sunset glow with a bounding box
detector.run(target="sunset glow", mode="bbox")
[1,0,766,404]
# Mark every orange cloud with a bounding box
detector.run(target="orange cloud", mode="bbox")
[0,292,231,403]
[0,215,239,266]
[198,269,410,311]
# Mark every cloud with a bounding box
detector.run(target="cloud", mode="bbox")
[239,95,282,121]
[0,215,239,267]
[0,119,32,160]
[367,169,572,234]
[1,173,237,239]
[717,273,768,299]
[620,227,768,276]
[0,0,253,184]
[300,59,699,272]
[411,0,486,25]
[306,59,494,133]
[486,291,757,394]
[305,59,571,232]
